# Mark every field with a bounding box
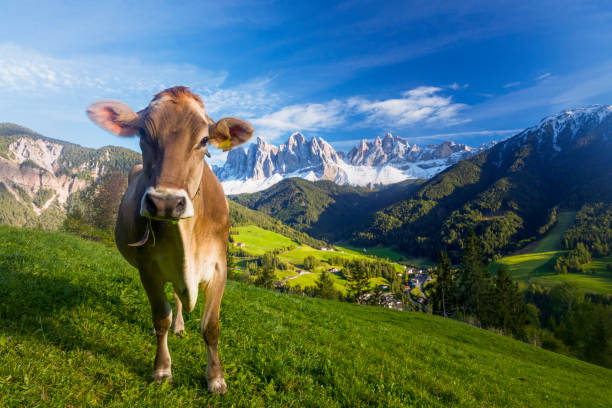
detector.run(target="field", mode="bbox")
[231,225,296,256]
[490,212,612,294]
[231,225,405,293]
[1,226,611,407]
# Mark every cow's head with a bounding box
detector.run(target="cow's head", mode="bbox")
[87,86,253,220]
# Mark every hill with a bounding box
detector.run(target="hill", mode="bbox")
[1,226,611,407]
[230,177,424,242]
[357,105,612,260]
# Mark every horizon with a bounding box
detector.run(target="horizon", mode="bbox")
[1,1,611,165]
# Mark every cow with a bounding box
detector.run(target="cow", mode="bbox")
[86,86,254,394]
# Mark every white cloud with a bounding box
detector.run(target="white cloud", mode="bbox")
[503,81,521,88]
[251,100,346,140]
[247,86,469,141]
[348,86,468,126]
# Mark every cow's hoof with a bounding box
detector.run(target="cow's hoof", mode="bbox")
[208,377,227,395]
[152,370,173,384]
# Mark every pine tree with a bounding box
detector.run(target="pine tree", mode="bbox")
[90,172,127,230]
[457,230,494,326]
[315,271,337,299]
[346,263,371,304]
[494,264,527,335]
[226,243,236,280]
[434,250,453,317]
[254,264,275,289]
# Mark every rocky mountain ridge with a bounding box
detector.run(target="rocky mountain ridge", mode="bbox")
[215,132,492,194]
[0,123,140,226]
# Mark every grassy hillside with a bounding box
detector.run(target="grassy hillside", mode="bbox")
[1,226,610,407]
[231,225,297,256]
[490,212,612,294]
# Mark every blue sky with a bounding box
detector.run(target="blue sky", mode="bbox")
[0,0,611,164]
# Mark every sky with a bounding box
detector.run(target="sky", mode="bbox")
[0,0,611,164]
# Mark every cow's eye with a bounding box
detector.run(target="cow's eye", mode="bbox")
[200,136,209,148]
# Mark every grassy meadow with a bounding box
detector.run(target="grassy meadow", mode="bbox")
[230,225,406,293]
[490,212,612,294]
[1,226,611,407]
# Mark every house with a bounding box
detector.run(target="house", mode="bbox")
[379,284,389,291]
[327,268,340,273]
[234,242,246,247]
[319,247,328,251]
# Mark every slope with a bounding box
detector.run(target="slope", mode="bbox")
[1,226,611,407]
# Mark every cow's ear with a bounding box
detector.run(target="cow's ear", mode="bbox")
[208,117,254,151]
[87,100,140,137]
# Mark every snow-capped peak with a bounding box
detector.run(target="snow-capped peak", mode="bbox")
[519,104,612,153]
[214,132,491,194]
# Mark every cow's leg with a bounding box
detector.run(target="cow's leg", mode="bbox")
[172,290,185,336]
[200,269,227,394]
[139,271,173,383]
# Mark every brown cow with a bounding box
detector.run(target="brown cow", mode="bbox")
[87,86,253,394]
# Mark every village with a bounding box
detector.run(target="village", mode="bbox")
[233,237,435,311]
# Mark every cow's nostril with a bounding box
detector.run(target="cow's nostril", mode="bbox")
[145,194,157,214]
[175,197,186,213]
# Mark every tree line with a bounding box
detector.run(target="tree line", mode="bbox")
[427,230,611,368]
[555,203,612,274]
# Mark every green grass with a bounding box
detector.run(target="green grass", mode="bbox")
[283,272,388,295]
[490,211,612,295]
[231,225,297,256]
[0,227,612,407]
[1,226,611,407]
[532,211,576,252]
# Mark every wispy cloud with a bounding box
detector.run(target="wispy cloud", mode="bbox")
[468,60,612,123]
[536,72,551,80]
[449,82,469,90]
[0,43,227,97]
[503,81,521,88]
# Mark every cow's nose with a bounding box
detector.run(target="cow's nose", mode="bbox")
[141,188,194,219]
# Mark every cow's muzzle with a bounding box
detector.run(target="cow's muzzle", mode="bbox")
[140,187,195,220]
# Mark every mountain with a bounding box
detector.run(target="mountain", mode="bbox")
[0,123,141,228]
[230,177,424,242]
[214,132,490,194]
[356,105,612,259]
